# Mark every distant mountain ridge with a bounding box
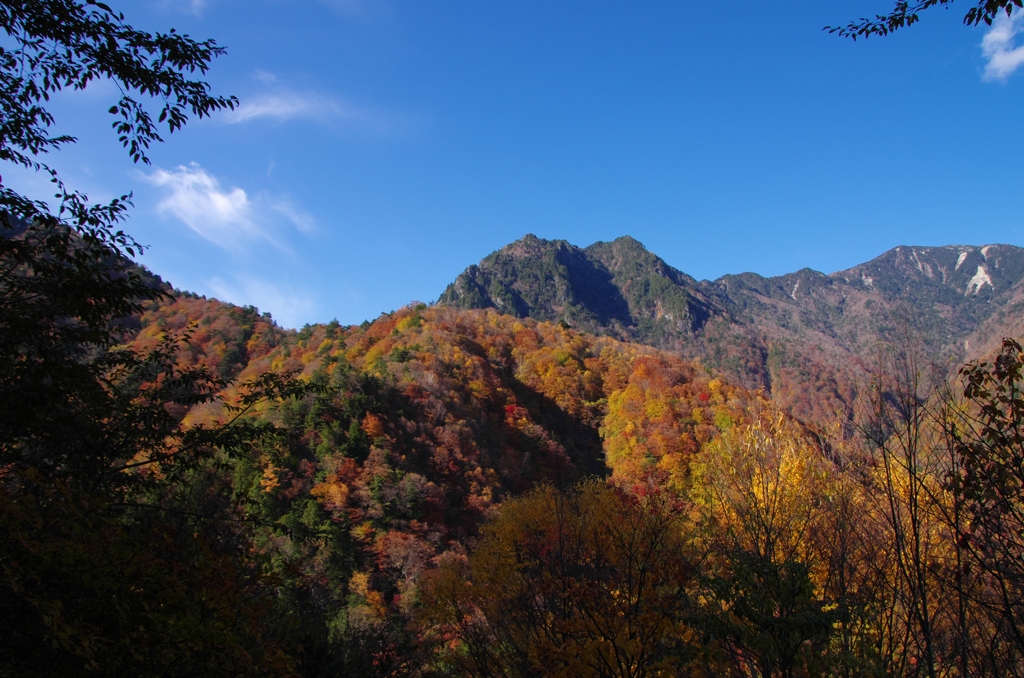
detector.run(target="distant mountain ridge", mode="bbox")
[439,235,1024,422]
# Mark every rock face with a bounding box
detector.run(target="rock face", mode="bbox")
[439,235,716,345]
[439,236,1024,423]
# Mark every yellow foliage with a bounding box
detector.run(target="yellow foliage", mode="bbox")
[708,377,723,400]
[395,314,420,333]
[362,342,387,367]
[467,379,489,398]
[310,475,349,510]
[420,481,696,676]
[689,411,826,567]
[349,571,371,597]
[259,460,281,493]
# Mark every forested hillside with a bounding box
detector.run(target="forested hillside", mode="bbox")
[8,199,1024,676]
[12,216,1024,675]
[108,290,1024,676]
[440,235,1024,424]
[98,293,765,673]
[9,222,1024,674]
[5,2,1024,674]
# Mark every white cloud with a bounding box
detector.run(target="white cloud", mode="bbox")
[144,163,314,252]
[982,10,1024,81]
[207,275,317,330]
[155,0,206,16]
[146,163,264,250]
[224,92,369,126]
[222,90,406,136]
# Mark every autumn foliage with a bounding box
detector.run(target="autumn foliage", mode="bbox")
[161,302,757,673]
[10,268,1024,676]
[420,481,695,677]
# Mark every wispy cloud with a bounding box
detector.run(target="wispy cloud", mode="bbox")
[207,275,317,330]
[144,163,314,252]
[269,197,316,234]
[223,91,390,130]
[224,93,342,124]
[156,0,207,16]
[222,89,410,137]
[146,163,264,250]
[253,69,278,83]
[982,10,1024,81]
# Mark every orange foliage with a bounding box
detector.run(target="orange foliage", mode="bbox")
[361,413,385,439]
[133,294,286,381]
[137,298,773,640]
[601,356,763,490]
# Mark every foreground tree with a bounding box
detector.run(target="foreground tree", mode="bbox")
[421,480,697,677]
[858,334,947,677]
[846,326,1024,676]
[943,338,1024,670]
[689,412,837,676]
[830,0,1019,39]
[0,0,236,476]
[0,2,313,674]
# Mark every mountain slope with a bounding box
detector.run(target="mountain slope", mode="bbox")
[123,296,768,669]
[439,236,1024,423]
[439,235,720,346]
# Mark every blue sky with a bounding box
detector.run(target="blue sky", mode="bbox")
[6,0,1024,327]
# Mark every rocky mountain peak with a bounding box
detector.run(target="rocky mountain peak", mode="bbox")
[437,236,1024,424]
[832,244,1024,300]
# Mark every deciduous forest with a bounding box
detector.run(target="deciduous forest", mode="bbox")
[4,1,1024,677]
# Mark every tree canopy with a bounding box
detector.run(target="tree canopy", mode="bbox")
[830,0,1021,39]
[0,2,308,674]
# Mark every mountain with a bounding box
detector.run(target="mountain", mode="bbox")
[27,228,1021,671]
[439,235,1024,422]
[438,235,713,343]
